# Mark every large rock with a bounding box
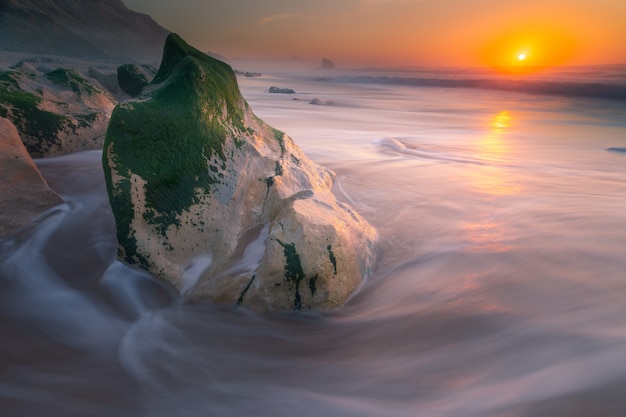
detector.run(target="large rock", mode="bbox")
[0,67,116,157]
[0,117,63,238]
[103,34,377,311]
[268,86,296,94]
[116,64,156,97]
[321,58,336,69]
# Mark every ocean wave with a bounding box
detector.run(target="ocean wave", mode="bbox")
[375,137,485,165]
[326,74,626,101]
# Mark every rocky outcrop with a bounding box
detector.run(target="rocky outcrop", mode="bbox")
[0,67,116,157]
[234,70,262,78]
[103,34,376,311]
[322,58,336,69]
[309,98,335,106]
[0,117,63,238]
[117,65,147,97]
[269,86,296,94]
[607,147,626,153]
[116,64,156,97]
[10,61,39,75]
[87,67,120,94]
[0,0,169,61]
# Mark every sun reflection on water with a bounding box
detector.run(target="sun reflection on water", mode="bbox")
[482,110,512,161]
[462,219,513,253]
[492,110,511,134]
[469,110,521,196]
[461,111,522,254]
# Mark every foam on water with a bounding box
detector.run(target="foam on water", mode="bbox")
[376,137,486,165]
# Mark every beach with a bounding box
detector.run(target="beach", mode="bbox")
[2,65,626,416]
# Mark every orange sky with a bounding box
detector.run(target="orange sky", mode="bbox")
[123,0,626,68]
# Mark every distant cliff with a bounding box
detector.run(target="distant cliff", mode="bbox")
[0,0,169,61]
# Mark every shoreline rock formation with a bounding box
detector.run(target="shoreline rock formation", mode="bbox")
[116,64,157,97]
[0,66,117,157]
[0,117,63,238]
[321,58,336,69]
[268,86,296,94]
[103,34,376,311]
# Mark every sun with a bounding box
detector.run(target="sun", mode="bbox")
[480,24,579,73]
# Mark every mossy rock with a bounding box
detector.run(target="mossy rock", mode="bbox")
[117,64,150,97]
[0,70,23,89]
[46,68,100,96]
[0,79,68,156]
[1,67,115,157]
[105,33,249,264]
[103,33,377,311]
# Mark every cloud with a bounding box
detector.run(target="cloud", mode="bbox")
[259,13,302,25]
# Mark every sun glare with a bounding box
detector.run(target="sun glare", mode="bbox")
[479,25,577,73]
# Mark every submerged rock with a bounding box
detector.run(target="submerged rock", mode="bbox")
[268,86,296,94]
[0,67,116,157]
[607,147,626,153]
[234,70,262,78]
[309,98,336,106]
[0,117,63,238]
[103,33,376,311]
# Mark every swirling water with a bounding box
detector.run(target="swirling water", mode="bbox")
[2,68,626,416]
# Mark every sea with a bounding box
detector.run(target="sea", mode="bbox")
[1,64,626,417]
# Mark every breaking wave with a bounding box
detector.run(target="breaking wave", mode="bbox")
[375,137,486,165]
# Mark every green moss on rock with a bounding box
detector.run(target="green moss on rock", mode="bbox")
[308,274,318,296]
[327,244,337,275]
[272,128,286,155]
[46,68,99,96]
[0,86,68,156]
[0,70,21,89]
[276,239,306,310]
[104,33,253,252]
[275,161,283,176]
[117,64,149,97]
